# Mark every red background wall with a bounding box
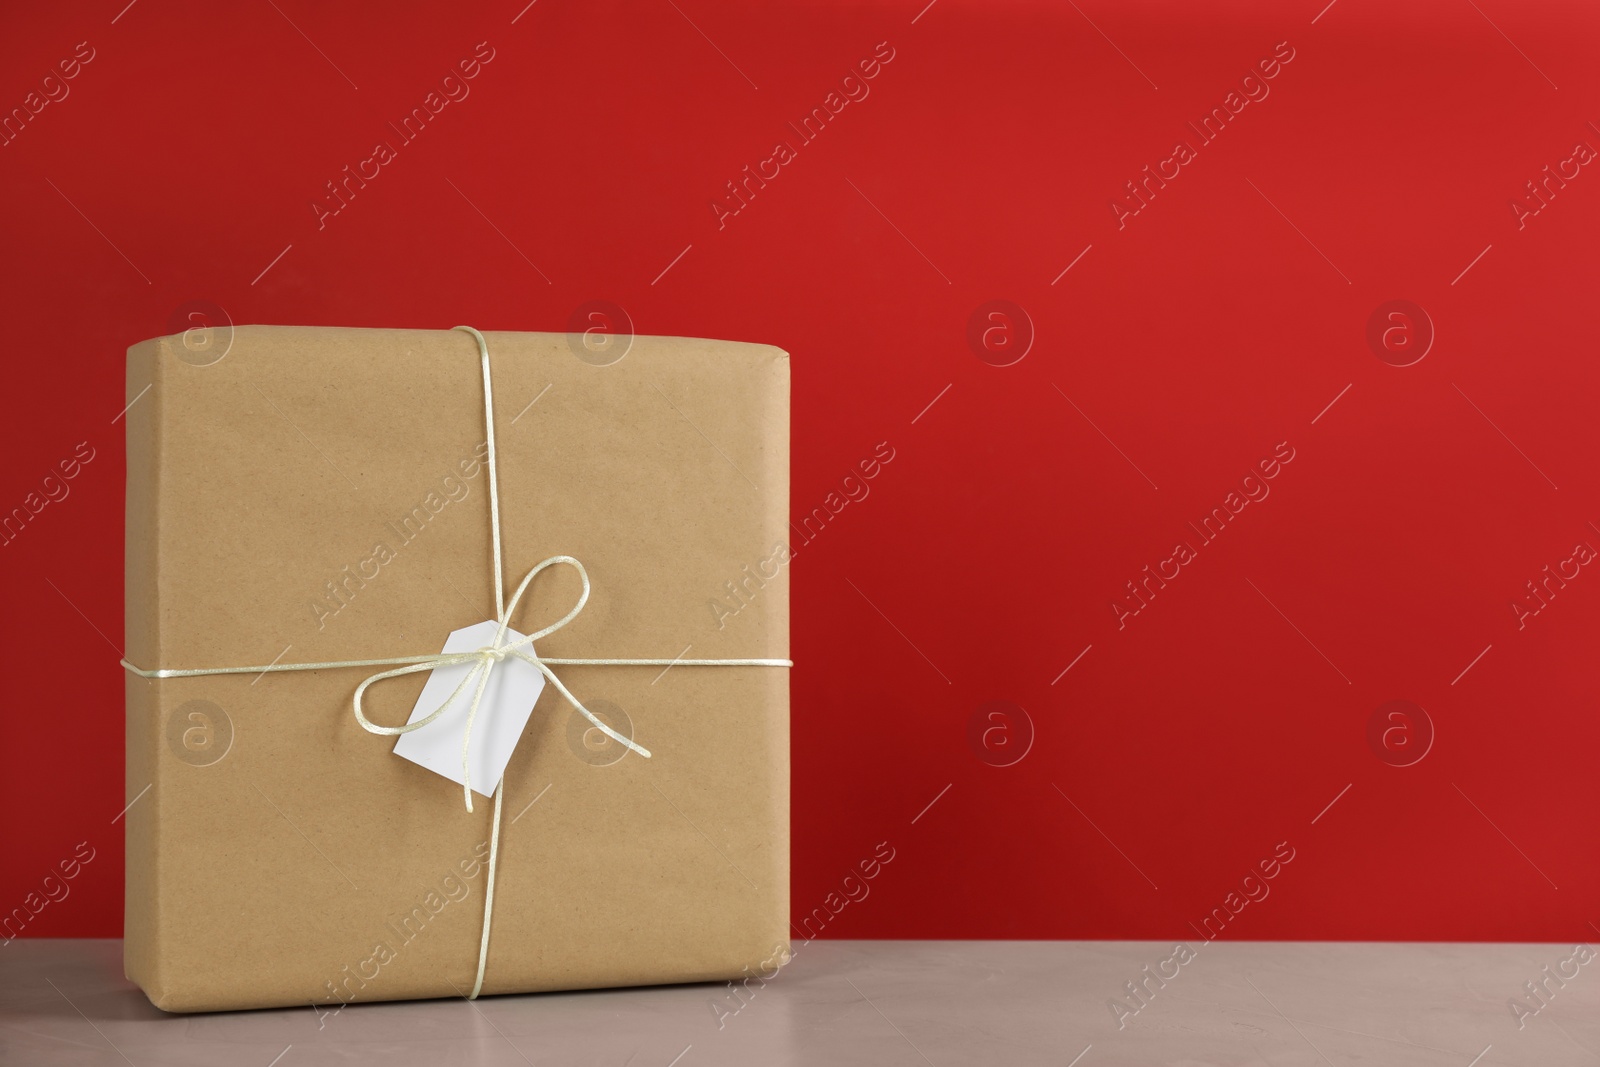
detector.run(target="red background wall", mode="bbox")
[3,0,1597,943]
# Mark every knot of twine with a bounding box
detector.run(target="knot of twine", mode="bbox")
[353,553,652,817]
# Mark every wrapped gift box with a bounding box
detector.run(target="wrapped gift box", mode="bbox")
[122,326,790,1012]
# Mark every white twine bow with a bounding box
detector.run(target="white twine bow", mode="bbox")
[351,552,653,817]
[122,325,791,1000]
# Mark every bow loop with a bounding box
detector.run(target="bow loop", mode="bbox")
[349,554,650,817]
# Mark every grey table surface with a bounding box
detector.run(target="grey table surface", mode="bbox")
[3,938,1597,1066]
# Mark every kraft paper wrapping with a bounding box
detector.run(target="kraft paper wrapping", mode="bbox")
[123,326,790,1012]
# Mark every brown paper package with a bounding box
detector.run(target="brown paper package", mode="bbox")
[123,326,790,1012]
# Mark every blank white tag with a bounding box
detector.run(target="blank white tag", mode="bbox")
[392,620,547,797]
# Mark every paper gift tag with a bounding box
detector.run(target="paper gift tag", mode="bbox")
[392,620,546,797]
